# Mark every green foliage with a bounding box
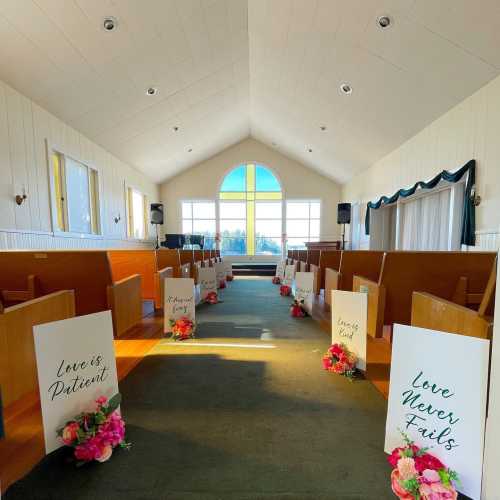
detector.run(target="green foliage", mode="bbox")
[400,478,420,499]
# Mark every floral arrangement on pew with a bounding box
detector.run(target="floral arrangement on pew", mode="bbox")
[290,299,307,318]
[388,432,459,499]
[272,276,281,285]
[219,279,227,289]
[205,291,219,304]
[280,284,291,296]
[322,343,357,380]
[226,275,234,282]
[170,317,195,341]
[58,394,130,465]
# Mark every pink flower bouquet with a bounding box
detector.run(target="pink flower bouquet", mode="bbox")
[322,343,357,379]
[280,285,291,296]
[205,291,219,304]
[388,433,459,499]
[219,280,227,289]
[170,316,195,341]
[290,299,306,317]
[58,394,130,465]
[272,276,281,285]
[226,275,234,282]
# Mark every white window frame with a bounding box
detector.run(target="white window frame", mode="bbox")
[125,184,149,240]
[255,199,283,256]
[47,141,103,238]
[285,199,322,249]
[180,199,217,247]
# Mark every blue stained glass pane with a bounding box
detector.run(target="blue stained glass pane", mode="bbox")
[256,165,281,192]
[220,165,246,192]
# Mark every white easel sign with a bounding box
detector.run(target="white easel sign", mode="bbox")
[330,290,367,371]
[282,264,295,285]
[293,272,314,314]
[198,267,217,300]
[385,324,489,500]
[214,262,226,288]
[164,277,196,333]
[33,311,119,454]
[275,260,286,279]
[223,261,233,279]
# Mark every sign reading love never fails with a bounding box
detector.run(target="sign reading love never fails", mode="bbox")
[34,311,119,454]
[385,324,489,500]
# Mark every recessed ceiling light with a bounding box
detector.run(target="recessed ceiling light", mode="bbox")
[187,147,193,153]
[377,15,392,29]
[320,125,327,131]
[340,83,353,95]
[307,148,313,153]
[146,87,158,96]
[172,126,179,132]
[102,17,117,32]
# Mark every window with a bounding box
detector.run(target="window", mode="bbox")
[127,187,148,239]
[286,200,321,250]
[181,201,216,249]
[50,151,101,235]
[219,164,282,255]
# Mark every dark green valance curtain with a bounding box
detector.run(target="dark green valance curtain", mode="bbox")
[364,159,476,246]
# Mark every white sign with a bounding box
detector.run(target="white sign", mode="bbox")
[223,261,233,279]
[198,267,217,300]
[293,272,314,314]
[282,264,295,285]
[331,290,367,371]
[385,324,489,500]
[164,278,196,333]
[214,262,226,288]
[275,260,286,278]
[33,311,119,454]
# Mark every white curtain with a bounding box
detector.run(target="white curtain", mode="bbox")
[401,189,451,251]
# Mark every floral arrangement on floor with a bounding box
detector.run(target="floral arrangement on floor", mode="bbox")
[170,316,195,341]
[58,394,130,465]
[272,276,281,285]
[205,291,219,304]
[226,275,234,282]
[219,280,227,289]
[322,343,357,379]
[280,284,291,296]
[388,432,459,499]
[290,299,306,317]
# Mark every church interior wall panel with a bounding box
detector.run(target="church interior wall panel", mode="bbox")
[0,78,159,250]
[342,73,500,251]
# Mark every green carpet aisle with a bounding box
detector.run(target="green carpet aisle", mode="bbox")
[5,277,393,500]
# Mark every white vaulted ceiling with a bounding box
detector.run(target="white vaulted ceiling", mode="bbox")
[0,0,500,184]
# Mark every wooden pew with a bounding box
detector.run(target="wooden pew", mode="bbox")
[156,249,190,279]
[317,250,342,294]
[179,250,197,282]
[0,251,141,338]
[298,250,308,271]
[307,250,321,295]
[0,275,40,307]
[353,251,497,339]
[325,251,384,307]
[411,258,496,339]
[0,290,75,407]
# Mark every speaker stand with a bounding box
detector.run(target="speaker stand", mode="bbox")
[154,224,160,250]
[341,223,346,250]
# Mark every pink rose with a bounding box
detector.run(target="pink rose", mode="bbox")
[96,444,113,463]
[322,356,333,370]
[62,422,80,445]
[422,469,441,483]
[419,482,457,500]
[96,396,108,407]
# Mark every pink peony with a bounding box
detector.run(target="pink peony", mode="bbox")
[421,469,441,483]
[96,396,108,407]
[419,482,457,500]
[62,422,80,445]
[397,457,417,481]
[96,444,113,463]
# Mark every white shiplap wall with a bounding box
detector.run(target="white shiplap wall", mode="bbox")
[0,79,159,250]
[342,73,500,251]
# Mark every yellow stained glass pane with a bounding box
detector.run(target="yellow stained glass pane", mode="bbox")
[246,164,255,192]
[255,192,282,200]
[246,200,255,255]
[52,153,65,231]
[219,192,246,200]
[246,192,255,200]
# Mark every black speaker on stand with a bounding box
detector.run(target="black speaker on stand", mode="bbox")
[337,203,351,250]
[150,203,164,249]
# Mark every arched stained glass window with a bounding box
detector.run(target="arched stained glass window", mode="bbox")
[219,164,282,256]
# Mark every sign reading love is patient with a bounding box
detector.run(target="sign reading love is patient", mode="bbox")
[198,267,217,300]
[33,311,119,454]
[385,324,490,500]
[331,290,367,371]
[214,262,226,288]
[293,272,314,314]
[164,277,195,333]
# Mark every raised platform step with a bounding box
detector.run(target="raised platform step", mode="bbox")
[232,262,276,276]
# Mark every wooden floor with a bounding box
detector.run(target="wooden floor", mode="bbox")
[0,304,164,494]
[311,293,391,398]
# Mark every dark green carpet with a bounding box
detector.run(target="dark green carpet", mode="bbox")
[6,277,393,500]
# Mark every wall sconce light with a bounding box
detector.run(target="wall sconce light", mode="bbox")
[114,213,121,224]
[470,185,482,207]
[15,190,27,205]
